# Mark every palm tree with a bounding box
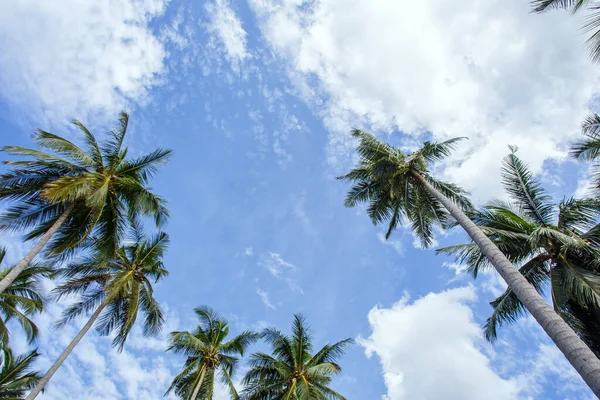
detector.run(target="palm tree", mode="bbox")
[0,112,171,293]
[532,0,600,62]
[0,248,53,346]
[25,229,169,399]
[339,129,600,395]
[241,314,352,400]
[0,348,41,399]
[572,113,600,191]
[438,147,600,355]
[166,306,259,400]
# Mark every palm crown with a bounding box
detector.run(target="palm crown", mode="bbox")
[0,248,53,345]
[532,0,600,62]
[338,129,473,247]
[241,314,352,400]
[166,306,259,400]
[0,112,170,258]
[53,227,169,350]
[0,348,42,399]
[438,148,600,350]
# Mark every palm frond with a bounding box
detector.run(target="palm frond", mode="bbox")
[484,255,550,341]
[531,0,589,13]
[501,149,554,225]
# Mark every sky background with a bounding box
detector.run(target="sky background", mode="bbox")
[0,0,599,399]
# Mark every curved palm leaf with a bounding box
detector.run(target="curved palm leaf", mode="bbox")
[0,348,42,399]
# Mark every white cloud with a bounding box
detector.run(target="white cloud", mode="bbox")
[249,0,600,200]
[0,0,168,125]
[259,252,303,295]
[377,232,404,256]
[261,252,296,278]
[205,0,249,72]
[360,287,520,400]
[256,287,277,309]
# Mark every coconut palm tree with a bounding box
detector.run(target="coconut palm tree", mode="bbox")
[0,112,171,293]
[438,147,600,355]
[166,306,259,400]
[572,113,600,192]
[339,129,600,395]
[532,0,600,62]
[241,314,352,400]
[25,228,169,399]
[0,248,53,346]
[0,348,41,399]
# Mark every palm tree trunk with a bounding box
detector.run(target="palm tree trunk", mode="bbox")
[25,297,109,400]
[0,204,73,294]
[189,366,206,400]
[412,171,600,396]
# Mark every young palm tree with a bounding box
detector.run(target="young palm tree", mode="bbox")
[0,248,53,346]
[532,0,600,62]
[0,112,171,293]
[241,314,352,400]
[339,129,600,395]
[166,306,259,400]
[0,348,41,399]
[25,229,169,399]
[438,148,600,354]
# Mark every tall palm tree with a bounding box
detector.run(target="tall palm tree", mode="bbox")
[166,306,259,400]
[0,248,53,346]
[25,229,169,399]
[241,314,352,400]
[339,129,600,395]
[438,148,600,355]
[532,0,600,62]
[0,112,171,293]
[0,348,41,399]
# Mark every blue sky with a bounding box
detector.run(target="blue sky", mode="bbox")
[0,0,599,399]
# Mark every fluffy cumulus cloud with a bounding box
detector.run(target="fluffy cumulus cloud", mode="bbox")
[360,287,520,400]
[249,0,600,199]
[0,0,168,124]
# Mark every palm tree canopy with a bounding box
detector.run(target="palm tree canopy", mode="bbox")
[241,314,352,400]
[0,112,171,258]
[166,306,259,400]
[338,129,473,247]
[0,348,42,399]
[52,226,169,350]
[438,148,600,348]
[532,0,600,62]
[571,113,600,193]
[0,248,53,345]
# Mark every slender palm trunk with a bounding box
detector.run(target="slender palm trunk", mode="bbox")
[0,204,73,294]
[25,298,109,400]
[189,366,206,400]
[413,171,600,396]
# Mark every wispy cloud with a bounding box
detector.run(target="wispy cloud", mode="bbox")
[205,0,249,73]
[256,288,276,309]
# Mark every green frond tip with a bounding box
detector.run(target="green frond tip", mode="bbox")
[531,0,589,14]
